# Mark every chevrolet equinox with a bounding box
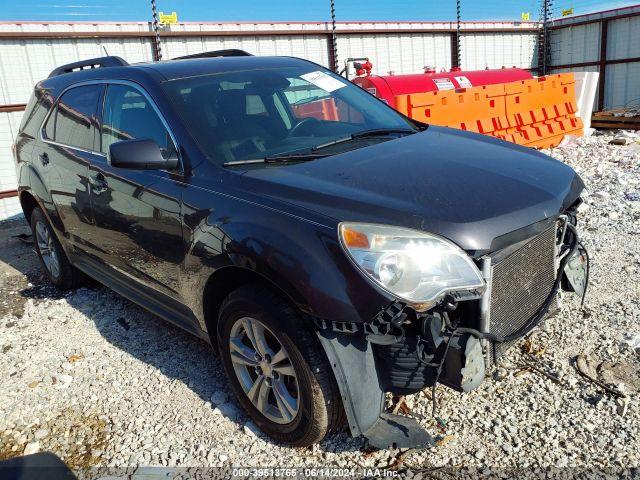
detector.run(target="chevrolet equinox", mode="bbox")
[13,51,588,449]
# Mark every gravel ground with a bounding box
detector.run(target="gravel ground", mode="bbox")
[1,130,639,478]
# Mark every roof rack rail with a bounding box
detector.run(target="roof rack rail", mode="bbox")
[48,56,128,78]
[173,49,253,60]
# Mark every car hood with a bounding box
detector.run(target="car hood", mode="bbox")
[237,126,584,254]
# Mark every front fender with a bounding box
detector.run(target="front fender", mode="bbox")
[179,194,393,331]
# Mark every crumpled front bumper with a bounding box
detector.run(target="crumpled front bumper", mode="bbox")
[316,219,588,449]
[316,329,434,449]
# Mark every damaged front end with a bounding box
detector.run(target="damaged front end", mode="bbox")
[316,214,589,449]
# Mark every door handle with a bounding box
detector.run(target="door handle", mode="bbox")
[90,173,108,195]
[39,152,49,166]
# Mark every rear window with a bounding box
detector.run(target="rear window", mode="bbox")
[19,88,54,138]
[43,84,101,151]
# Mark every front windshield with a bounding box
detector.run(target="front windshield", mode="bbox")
[163,64,417,165]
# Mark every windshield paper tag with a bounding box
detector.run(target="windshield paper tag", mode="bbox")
[454,76,473,88]
[301,71,347,93]
[433,78,455,91]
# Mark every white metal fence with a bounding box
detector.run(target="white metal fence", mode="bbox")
[0,8,638,219]
[0,19,542,219]
[548,4,640,113]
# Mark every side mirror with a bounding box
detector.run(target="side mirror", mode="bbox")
[108,139,178,170]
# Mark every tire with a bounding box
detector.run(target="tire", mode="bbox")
[30,207,81,290]
[217,283,344,446]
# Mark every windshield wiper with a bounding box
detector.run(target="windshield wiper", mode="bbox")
[223,152,328,167]
[264,152,329,163]
[352,127,417,138]
[223,128,417,166]
[311,128,417,151]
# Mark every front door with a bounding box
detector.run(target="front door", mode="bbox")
[88,82,185,300]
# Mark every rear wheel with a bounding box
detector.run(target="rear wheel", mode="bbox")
[30,207,81,290]
[217,284,344,446]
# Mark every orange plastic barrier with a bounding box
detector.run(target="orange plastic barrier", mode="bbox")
[396,84,509,136]
[292,98,339,121]
[503,73,583,148]
[394,72,583,149]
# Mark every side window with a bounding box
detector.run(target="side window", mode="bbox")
[21,89,54,138]
[272,94,292,129]
[44,106,56,140]
[245,94,267,116]
[101,84,176,159]
[281,78,365,124]
[45,85,101,150]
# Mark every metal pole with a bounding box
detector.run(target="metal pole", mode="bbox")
[330,0,338,72]
[596,20,608,111]
[150,0,162,61]
[542,0,548,75]
[539,0,552,75]
[455,0,461,68]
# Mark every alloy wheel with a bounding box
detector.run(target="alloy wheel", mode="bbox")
[229,316,300,424]
[35,220,60,279]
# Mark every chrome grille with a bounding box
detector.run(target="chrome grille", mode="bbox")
[488,226,557,362]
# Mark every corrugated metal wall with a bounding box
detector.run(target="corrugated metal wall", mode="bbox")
[549,5,640,113]
[0,20,543,219]
[605,14,640,110]
[161,36,329,67]
[605,15,639,60]
[337,33,452,74]
[460,32,538,70]
[0,111,23,218]
[605,62,640,110]
[0,12,638,219]
[550,22,601,65]
[0,38,154,105]
[0,20,540,105]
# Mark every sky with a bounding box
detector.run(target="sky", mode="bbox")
[1,0,635,22]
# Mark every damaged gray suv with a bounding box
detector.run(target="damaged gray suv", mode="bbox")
[14,50,589,449]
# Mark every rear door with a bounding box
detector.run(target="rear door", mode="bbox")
[88,81,185,299]
[40,84,103,247]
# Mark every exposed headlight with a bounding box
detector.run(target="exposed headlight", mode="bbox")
[339,223,485,306]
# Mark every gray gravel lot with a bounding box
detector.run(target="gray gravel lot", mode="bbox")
[1,131,639,477]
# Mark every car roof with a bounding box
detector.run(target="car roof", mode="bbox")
[40,55,316,93]
[140,55,313,81]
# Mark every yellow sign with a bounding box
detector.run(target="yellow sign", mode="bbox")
[159,11,178,25]
[521,12,530,21]
[562,8,574,16]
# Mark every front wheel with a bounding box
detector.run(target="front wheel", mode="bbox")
[217,284,344,446]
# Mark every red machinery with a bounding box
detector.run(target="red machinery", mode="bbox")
[352,66,533,109]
